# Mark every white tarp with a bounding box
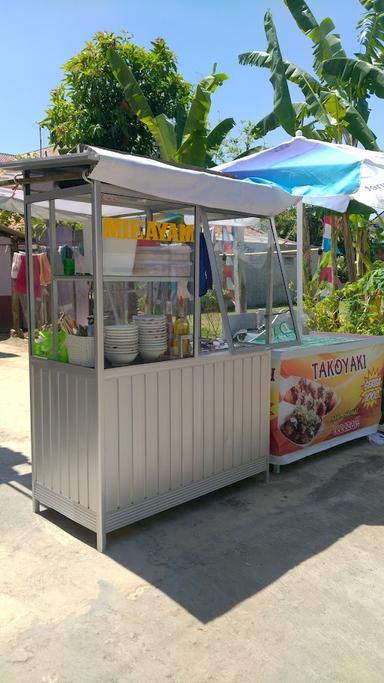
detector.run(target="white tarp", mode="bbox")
[87,146,299,217]
[0,186,135,225]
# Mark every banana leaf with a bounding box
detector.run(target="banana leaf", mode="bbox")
[295,77,334,126]
[239,50,321,91]
[283,0,318,34]
[108,48,177,160]
[199,71,228,94]
[264,10,296,136]
[322,58,384,98]
[206,118,235,151]
[343,104,379,150]
[175,103,187,148]
[175,84,212,166]
[357,0,384,62]
[252,102,307,139]
[284,0,346,76]
[153,114,177,159]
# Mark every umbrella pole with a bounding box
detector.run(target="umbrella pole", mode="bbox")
[296,200,304,335]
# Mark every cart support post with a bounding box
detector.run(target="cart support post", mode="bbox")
[265,231,274,346]
[194,207,201,357]
[24,173,40,513]
[270,217,301,344]
[49,200,58,358]
[296,200,304,336]
[201,209,234,352]
[92,180,106,552]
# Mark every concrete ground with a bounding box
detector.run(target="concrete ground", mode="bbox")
[1,336,384,683]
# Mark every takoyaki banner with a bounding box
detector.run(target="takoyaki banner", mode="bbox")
[270,340,384,460]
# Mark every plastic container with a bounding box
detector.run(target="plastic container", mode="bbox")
[65,335,95,367]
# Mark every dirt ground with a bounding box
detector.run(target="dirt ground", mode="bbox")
[1,335,384,682]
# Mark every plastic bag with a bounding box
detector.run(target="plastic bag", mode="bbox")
[33,329,68,363]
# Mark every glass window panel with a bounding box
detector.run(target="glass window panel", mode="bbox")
[28,198,94,366]
[203,215,299,351]
[102,204,195,366]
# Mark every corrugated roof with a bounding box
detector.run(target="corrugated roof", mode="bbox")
[0,145,56,163]
[0,223,25,239]
[0,152,16,162]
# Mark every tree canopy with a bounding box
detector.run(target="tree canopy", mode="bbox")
[41,31,191,156]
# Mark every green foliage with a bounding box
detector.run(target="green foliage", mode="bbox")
[41,32,191,156]
[0,209,50,241]
[215,121,264,163]
[274,205,326,245]
[305,261,384,335]
[108,48,234,167]
[323,58,384,98]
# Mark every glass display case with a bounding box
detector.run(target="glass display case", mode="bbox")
[27,200,298,371]
[198,213,299,355]
[102,207,195,367]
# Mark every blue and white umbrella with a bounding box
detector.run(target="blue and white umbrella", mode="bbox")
[217,135,384,213]
[217,134,384,331]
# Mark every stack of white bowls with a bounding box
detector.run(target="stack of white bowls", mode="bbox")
[135,315,167,361]
[104,323,139,366]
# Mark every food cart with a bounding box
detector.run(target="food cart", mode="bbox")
[2,147,299,550]
[270,333,384,472]
[217,137,384,470]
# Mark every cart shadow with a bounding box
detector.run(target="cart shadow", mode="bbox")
[0,446,32,494]
[2,440,384,624]
[106,443,384,623]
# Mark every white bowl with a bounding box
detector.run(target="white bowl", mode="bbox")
[105,351,138,364]
[105,324,138,331]
[104,344,139,353]
[140,349,166,360]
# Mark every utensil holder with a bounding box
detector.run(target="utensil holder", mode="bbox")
[65,335,95,367]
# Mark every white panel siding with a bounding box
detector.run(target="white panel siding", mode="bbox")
[144,373,158,500]
[103,352,270,515]
[203,363,214,478]
[213,362,224,474]
[118,375,134,507]
[31,351,269,539]
[132,374,146,503]
[242,357,252,463]
[170,369,182,490]
[104,380,119,511]
[32,360,97,512]
[181,367,193,485]
[158,371,171,494]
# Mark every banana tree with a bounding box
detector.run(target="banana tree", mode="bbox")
[108,48,235,168]
[239,1,384,284]
[239,4,379,151]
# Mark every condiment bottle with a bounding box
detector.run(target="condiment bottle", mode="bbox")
[165,301,174,356]
[174,296,190,357]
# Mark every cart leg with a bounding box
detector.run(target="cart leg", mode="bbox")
[272,464,281,475]
[32,497,40,513]
[96,530,106,553]
[264,466,270,484]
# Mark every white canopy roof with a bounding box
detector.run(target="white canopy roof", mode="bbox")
[0,146,298,218]
[87,146,298,217]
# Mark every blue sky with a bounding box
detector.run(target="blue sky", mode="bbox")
[1,0,382,153]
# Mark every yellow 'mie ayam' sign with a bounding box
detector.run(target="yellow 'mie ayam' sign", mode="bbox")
[103,218,194,242]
